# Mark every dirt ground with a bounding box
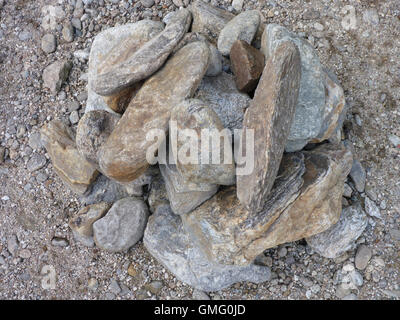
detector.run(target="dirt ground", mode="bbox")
[0,0,399,300]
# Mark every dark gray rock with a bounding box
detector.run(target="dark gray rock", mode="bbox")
[349,159,366,193]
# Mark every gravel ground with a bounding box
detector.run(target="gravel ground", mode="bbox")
[0,0,399,300]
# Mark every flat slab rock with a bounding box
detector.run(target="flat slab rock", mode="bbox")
[143,205,271,292]
[98,41,210,182]
[237,41,301,213]
[183,143,352,266]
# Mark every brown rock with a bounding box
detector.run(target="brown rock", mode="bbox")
[230,40,265,93]
[41,120,99,194]
[103,82,143,114]
[236,41,301,213]
[98,41,210,182]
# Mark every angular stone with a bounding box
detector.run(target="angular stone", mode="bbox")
[86,20,165,113]
[194,72,250,130]
[93,9,191,96]
[103,83,143,114]
[148,172,169,213]
[171,99,235,186]
[93,197,149,252]
[230,40,264,93]
[40,120,99,194]
[349,159,366,193]
[98,41,210,182]
[183,143,353,266]
[160,162,218,216]
[41,33,57,53]
[143,205,271,292]
[190,0,235,43]
[261,24,326,152]
[355,245,372,270]
[42,60,72,94]
[237,41,301,212]
[218,10,260,56]
[172,31,207,54]
[306,203,368,259]
[76,110,120,167]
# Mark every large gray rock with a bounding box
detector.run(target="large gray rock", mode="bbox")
[93,197,149,252]
[306,203,368,259]
[143,205,271,292]
[194,72,251,131]
[217,10,260,56]
[261,24,326,151]
[86,20,165,113]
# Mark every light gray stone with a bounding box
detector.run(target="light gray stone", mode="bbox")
[355,245,372,270]
[27,154,47,172]
[41,33,57,53]
[205,44,222,76]
[42,60,72,94]
[365,197,382,219]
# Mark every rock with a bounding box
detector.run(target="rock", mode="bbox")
[93,197,149,252]
[355,245,372,270]
[88,278,98,291]
[103,84,142,114]
[237,41,301,212]
[148,171,169,213]
[7,235,19,256]
[143,205,271,292]
[206,44,222,76]
[71,18,82,31]
[195,72,251,131]
[41,34,57,53]
[69,202,111,246]
[343,183,353,198]
[93,9,191,96]
[27,154,47,172]
[389,229,400,241]
[42,60,72,94]
[160,162,218,216]
[144,281,163,295]
[41,5,65,31]
[51,237,69,247]
[109,279,121,295]
[190,0,235,43]
[183,143,352,266]
[86,20,165,113]
[306,203,368,259]
[62,22,74,42]
[364,197,382,219]
[0,147,5,164]
[388,134,400,147]
[230,40,265,92]
[349,159,366,193]
[76,111,120,167]
[217,10,260,56]
[261,24,326,152]
[171,99,235,186]
[232,0,244,11]
[140,0,155,8]
[69,111,79,125]
[40,120,99,194]
[363,8,379,25]
[98,41,210,182]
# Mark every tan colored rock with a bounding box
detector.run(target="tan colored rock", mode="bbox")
[98,41,210,182]
[41,120,99,194]
[103,83,143,114]
[92,9,192,96]
[237,41,301,213]
[230,40,265,93]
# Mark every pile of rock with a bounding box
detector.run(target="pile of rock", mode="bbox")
[39,1,368,291]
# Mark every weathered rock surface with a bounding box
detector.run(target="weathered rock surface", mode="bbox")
[230,40,265,92]
[143,205,271,292]
[355,245,372,270]
[183,143,352,266]
[160,161,218,216]
[93,197,149,252]
[190,0,235,43]
[42,60,72,94]
[194,72,250,130]
[40,120,98,194]
[86,20,164,113]
[217,10,260,56]
[171,99,235,186]
[103,83,143,114]
[237,41,301,212]
[206,44,222,76]
[261,24,326,152]
[349,159,366,193]
[76,111,120,167]
[98,41,210,182]
[148,172,169,213]
[92,9,191,96]
[306,203,368,259]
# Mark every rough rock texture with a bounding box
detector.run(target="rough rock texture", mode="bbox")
[190,0,235,43]
[349,159,366,193]
[171,99,235,186]
[143,205,271,292]
[93,197,149,252]
[147,172,169,213]
[92,9,191,96]
[76,111,120,167]
[306,203,368,259]
[217,10,260,56]
[42,60,72,94]
[86,20,164,113]
[206,44,222,76]
[183,143,352,266]
[160,161,218,216]
[40,120,99,194]
[194,72,251,131]
[103,83,143,114]
[172,31,207,53]
[98,41,210,182]
[237,41,301,212]
[230,40,265,92]
[261,24,326,152]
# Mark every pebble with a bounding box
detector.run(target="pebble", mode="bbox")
[355,245,372,270]
[19,249,31,259]
[343,183,353,198]
[349,160,366,193]
[388,134,400,147]
[109,279,121,295]
[232,0,244,11]
[62,22,74,42]
[88,278,98,291]
[278,247,287,258]
[27,154,47,172]
[41,34,57,53]
[68,100,80,112]
[145,280,163,295]
[69,111,80,125]
[350,270,363,287]
[28,132,43,150]
[140,0,155,8]
[51,237,69,247]
[7,235,19,256]
[363,8,379,25]
[365,197,382,219]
